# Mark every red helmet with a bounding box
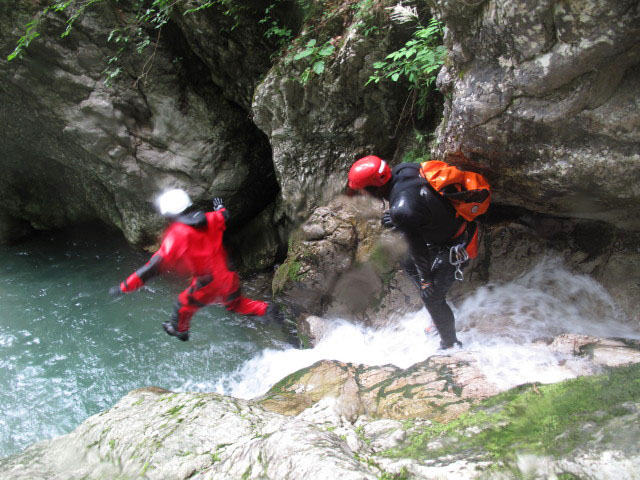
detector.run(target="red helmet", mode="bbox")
[348,155,392,190]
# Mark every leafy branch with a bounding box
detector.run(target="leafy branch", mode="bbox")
[291,38,335,84]
[7,0,291,86]
[367,12,446,118]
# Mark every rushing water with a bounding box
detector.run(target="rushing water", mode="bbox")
[2,228,639,460]
[0,226,293,459]
[219,257,640,399]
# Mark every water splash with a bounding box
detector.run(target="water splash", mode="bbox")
[221,257,639,399]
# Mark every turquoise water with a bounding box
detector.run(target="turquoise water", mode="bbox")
[0,225,291,459]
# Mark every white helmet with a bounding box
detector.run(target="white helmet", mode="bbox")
[156,188,192,216]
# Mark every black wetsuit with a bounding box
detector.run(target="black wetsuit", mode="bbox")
[386,163,468,347]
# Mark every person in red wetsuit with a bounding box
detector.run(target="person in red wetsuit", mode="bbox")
[109,189,279,341]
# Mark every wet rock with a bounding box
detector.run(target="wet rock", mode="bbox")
[258,354,501,422]
[454,221,640,325]
[2,340,640,479]
[0,213,32,245]
[296,314,336,348]
[0,389,381,480]
[272,195,398,321]
[548,334,640,368]
[274,198,639,333]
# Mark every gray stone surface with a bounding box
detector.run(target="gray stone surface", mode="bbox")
[2,334,639,479]
[0,3,278,247]
[251,0,411,221]
[429,0,640,230]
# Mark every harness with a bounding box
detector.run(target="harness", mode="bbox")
[428,221,476,282]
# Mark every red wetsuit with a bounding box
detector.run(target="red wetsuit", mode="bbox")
[120,209,268,333]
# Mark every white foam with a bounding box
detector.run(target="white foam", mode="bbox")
[219,257,638,399]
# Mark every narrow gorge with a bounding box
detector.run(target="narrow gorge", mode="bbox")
[0,0,638,478]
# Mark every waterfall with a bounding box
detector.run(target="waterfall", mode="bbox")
[215,257,638,399]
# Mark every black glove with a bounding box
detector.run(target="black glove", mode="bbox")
[381,210,395,229]
[109,285,123,297]
[212,197,224,211]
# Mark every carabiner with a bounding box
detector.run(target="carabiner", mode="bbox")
[449,245,469,281]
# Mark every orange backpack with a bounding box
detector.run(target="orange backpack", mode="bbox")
[419,160,491,221]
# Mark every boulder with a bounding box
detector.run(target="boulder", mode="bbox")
[258,355,501,422]
[252,0,412,221]
[429,0,640,230]
[3,340,639,480]
[272,195,406,323]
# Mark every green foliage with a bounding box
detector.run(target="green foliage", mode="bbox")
[7,11,46,61]
[291,38,335,84]
[387,363,640,462]
[7,0,109,61]
[368,17,446,118]
[260,0,292,49]
[400,130,434,163]
[352,0,381,36]
[7,0,291,86]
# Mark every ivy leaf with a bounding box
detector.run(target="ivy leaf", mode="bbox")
[318,45,334,57]
[293,48,314,60]
[300,68,311,84]
[312,60,325,74]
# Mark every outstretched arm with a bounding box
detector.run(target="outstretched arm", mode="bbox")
[109,254,163,295]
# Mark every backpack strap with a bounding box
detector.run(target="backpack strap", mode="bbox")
[440,189,490,203]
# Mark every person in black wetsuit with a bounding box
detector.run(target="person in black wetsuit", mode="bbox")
[348,155,476,349]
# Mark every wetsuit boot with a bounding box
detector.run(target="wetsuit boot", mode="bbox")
[163,307,189,341]
[264,303,285,323]
[163,321,189,341]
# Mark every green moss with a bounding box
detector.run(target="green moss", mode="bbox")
[385,363,640,462]
[266,363,315,395]
[272,259,303,294]
[378,468,409,480]
[288,261,302,280]
[354,425,371,445]
[241,465,252,480]
[164,405,185,417]
[557,473,580,480]
[435,363,464,397]
[298,331,312,349]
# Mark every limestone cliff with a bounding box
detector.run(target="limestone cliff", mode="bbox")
[429,0,640,231]
[0,1,279,254]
